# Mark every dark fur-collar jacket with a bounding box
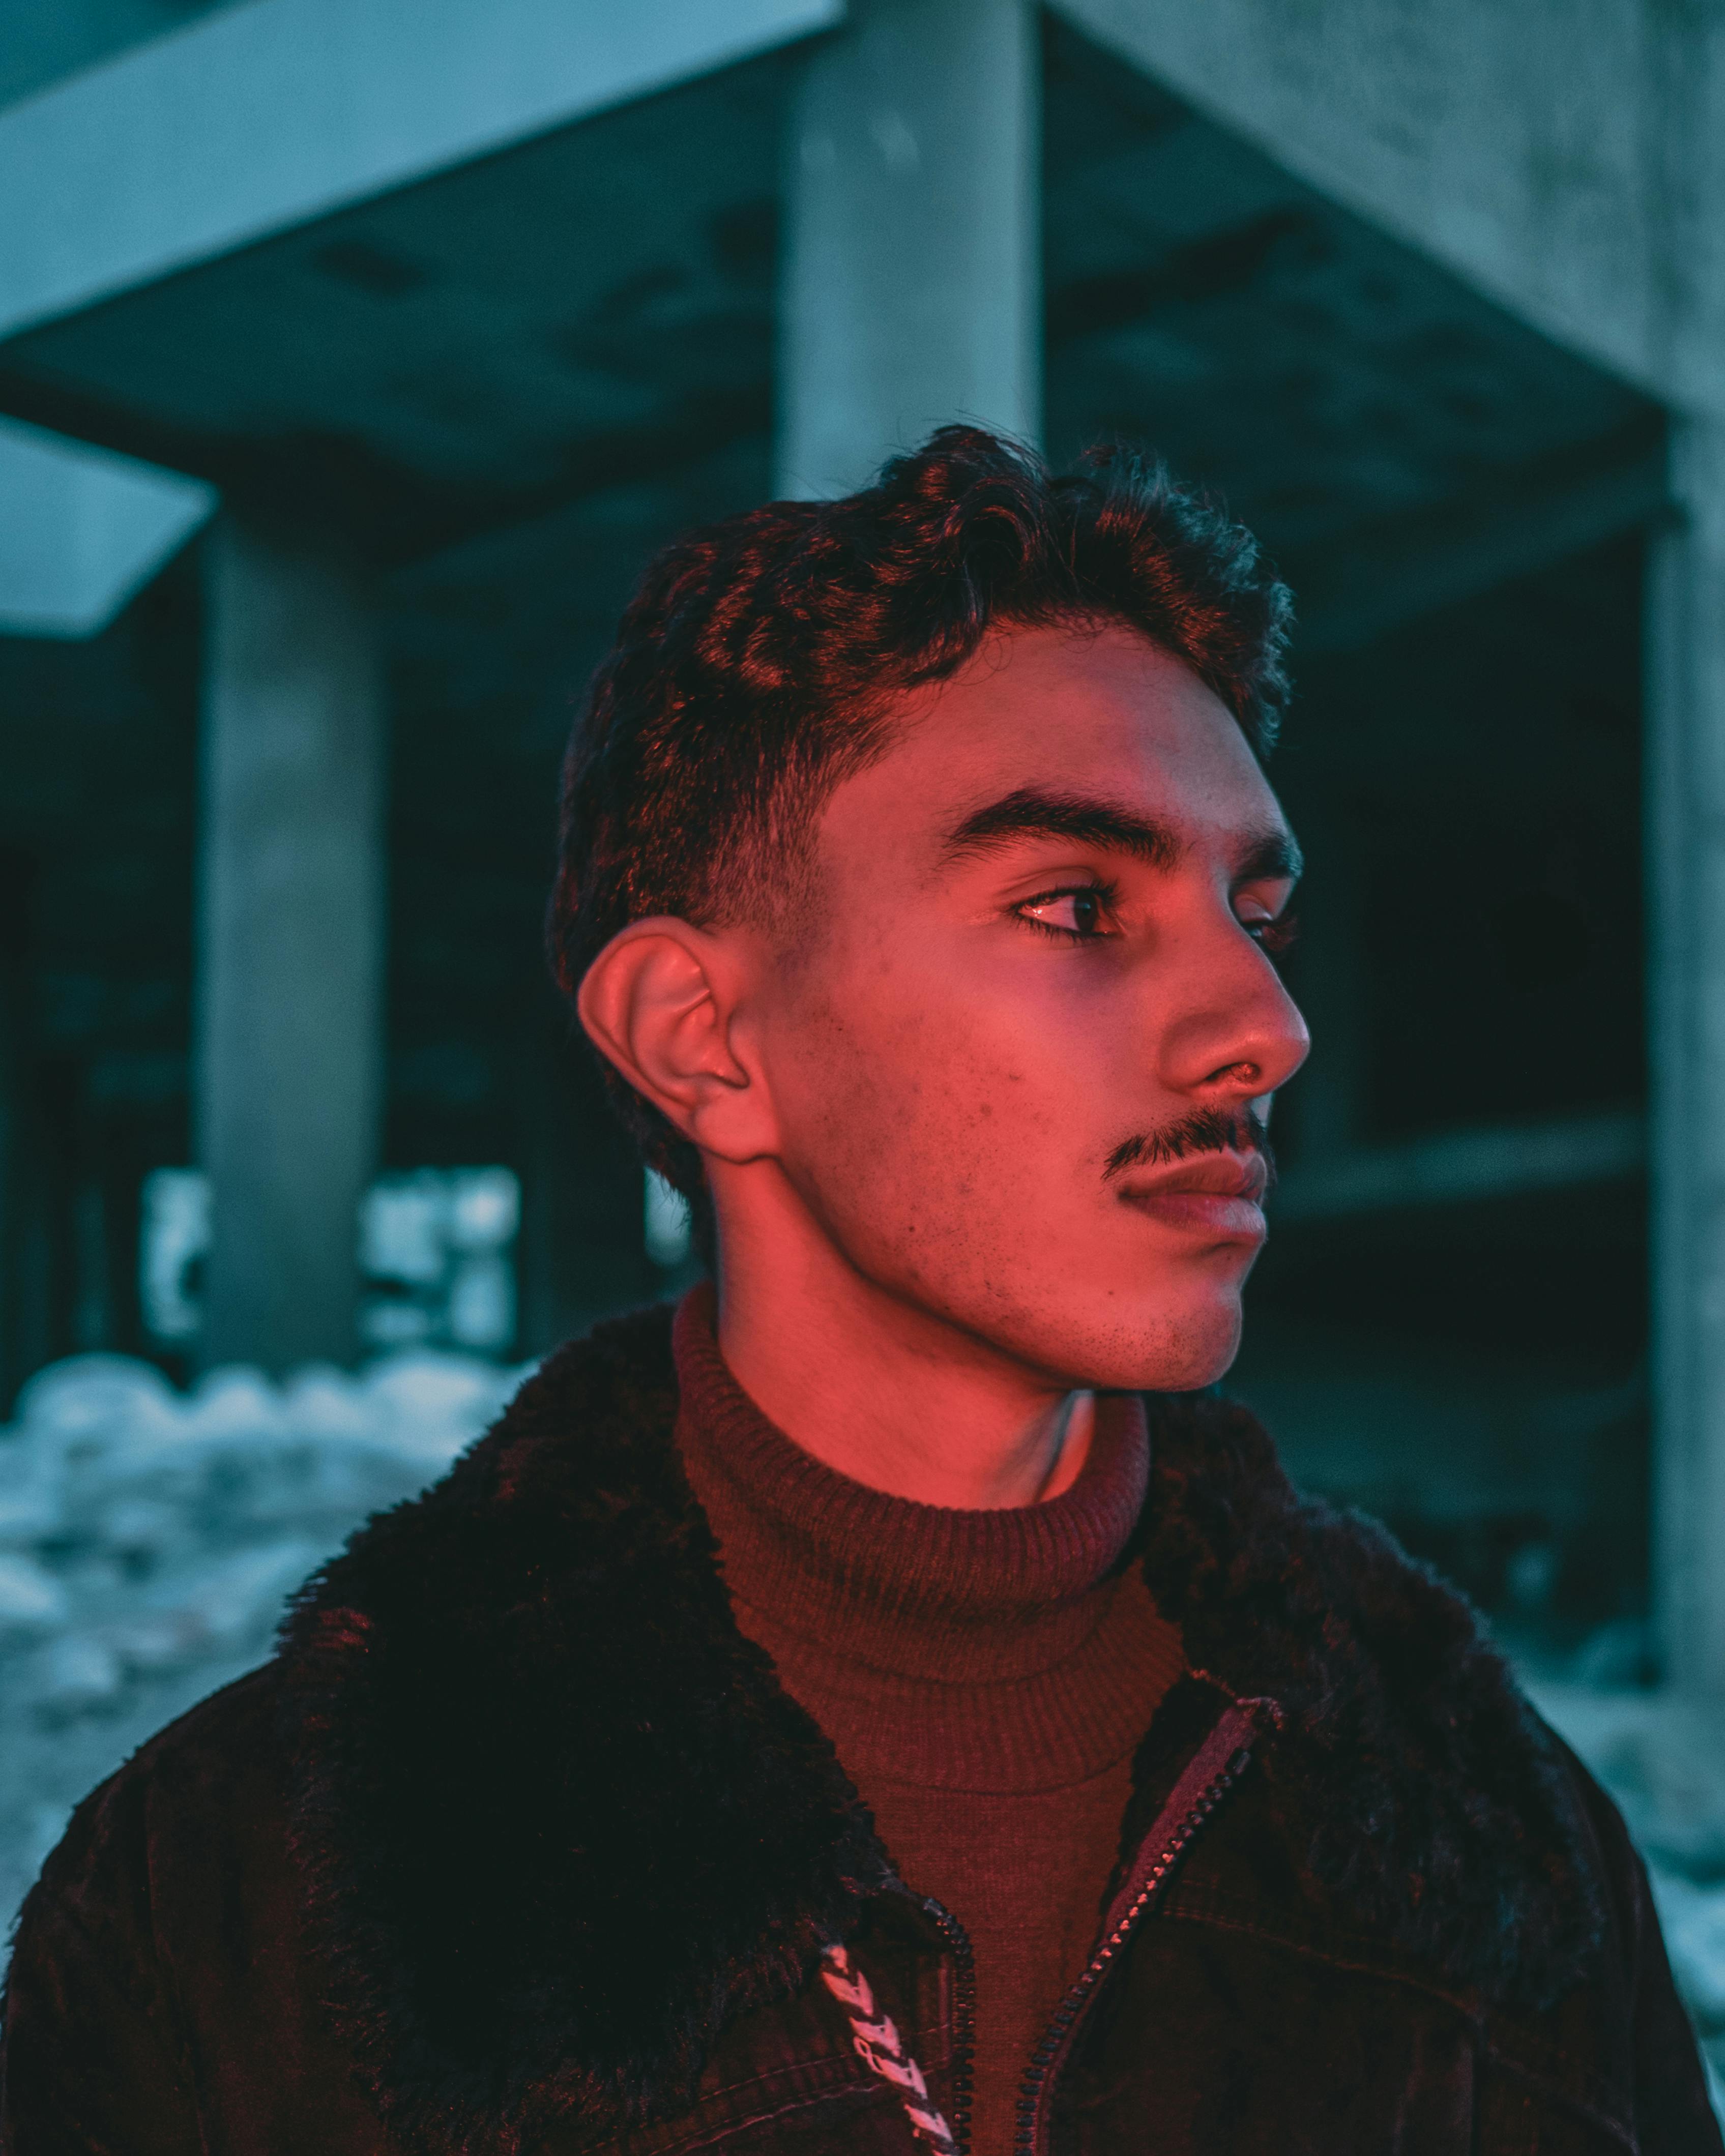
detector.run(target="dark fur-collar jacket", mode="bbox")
[267,1308,1672,2143]
[5,1306,1720,2156]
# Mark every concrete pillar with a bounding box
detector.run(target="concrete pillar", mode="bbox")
[1647,415,1725,1701]
[194,514,385,1372]
[0,869,38,1410]
[776,0,1041,499]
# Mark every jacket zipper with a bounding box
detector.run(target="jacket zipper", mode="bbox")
[1010,1699,1270,2156]
[919,1895,977,2153]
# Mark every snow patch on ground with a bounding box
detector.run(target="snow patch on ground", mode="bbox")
[1521,1681,1725,2112]
[0,1348,529,1925]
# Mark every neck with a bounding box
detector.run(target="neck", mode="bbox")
[710,1170,1094,1510]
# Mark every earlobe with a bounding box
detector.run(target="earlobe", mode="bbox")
[576,917,775,1163]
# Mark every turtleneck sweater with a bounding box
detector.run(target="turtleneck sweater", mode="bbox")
[670,1290,1187,2156]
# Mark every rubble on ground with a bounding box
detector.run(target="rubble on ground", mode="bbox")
[1524,1678,1725,2103]
[0,1348,528,1925]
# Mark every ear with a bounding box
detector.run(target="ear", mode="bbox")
[575,917,778,1164]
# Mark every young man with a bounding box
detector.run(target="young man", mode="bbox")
[3,429,1717,2154]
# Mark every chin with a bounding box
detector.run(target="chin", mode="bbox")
[990,1281,1248,1396]
[1145,1318,1243,1393]
[1104,1324,1241,1395]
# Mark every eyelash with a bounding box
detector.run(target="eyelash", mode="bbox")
[1250,911,1300,957]
[1013,880,1123,942]
[1012,882,1301,953]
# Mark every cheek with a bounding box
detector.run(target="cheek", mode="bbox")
[764,950,1257,1384]
[775,963,1079,1243]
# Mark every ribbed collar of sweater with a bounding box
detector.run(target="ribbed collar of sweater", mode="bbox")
[671,1288,1185,1792]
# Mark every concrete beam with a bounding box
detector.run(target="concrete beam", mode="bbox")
[777,0,1039,497]
[0,0,231,114]
[1647,418,1725,1702]
[1055,0,1725,420]
[0,417,213,637]
[1291,436,1666,656]
[1272,1108,1644,1225]
[0,0,842,346]
[195,516,385,1372]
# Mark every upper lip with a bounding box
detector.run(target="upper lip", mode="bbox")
[1118,1150,1269,1204]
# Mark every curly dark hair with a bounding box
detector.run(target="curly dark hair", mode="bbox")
[549,425,1293,1239]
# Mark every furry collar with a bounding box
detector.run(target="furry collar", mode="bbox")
[279,1306,1600,2156]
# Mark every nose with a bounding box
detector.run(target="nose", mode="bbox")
[1160,936,1310,1110]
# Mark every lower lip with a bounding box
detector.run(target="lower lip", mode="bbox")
[1122,1191,1267,1239]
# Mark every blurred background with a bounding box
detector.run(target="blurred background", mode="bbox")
[0,0,1721,2083]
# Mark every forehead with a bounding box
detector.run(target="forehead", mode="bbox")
[822,622,1285,858]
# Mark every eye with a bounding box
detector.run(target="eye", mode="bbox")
[1014,882,1120,941]
[1240,907,1299,957]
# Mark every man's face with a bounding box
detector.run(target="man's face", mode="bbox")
[746,622,1309,1393]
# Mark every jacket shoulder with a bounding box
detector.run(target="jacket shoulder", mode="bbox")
[1143,1389,1606,2011]
[14,1662,291,2009]
[2,1665,296,2152]
[268,1301,884,2156]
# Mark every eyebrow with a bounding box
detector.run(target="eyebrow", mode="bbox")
[1234,828,1304,885]
[940,789,1182,870]
[938,787,1303,884]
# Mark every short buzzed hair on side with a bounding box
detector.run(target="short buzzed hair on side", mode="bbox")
[549,425,1294,1226]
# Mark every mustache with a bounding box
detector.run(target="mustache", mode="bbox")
[1103,1105,1276,1187]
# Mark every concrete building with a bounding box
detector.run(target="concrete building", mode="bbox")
[0,0,1719,1698]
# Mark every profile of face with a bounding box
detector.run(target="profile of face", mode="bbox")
[581,622,1310,1395]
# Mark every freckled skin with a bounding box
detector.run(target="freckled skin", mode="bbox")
[582,622,1310,1504]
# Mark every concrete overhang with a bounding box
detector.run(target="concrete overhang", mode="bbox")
[0,0,841,341]
[0,0,1671,639]
[0,0,840,558]
[1053,0,1721,421]
[1036,15,1665,638]
[0,417,213,636]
